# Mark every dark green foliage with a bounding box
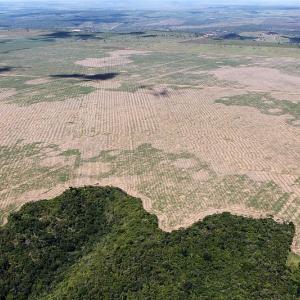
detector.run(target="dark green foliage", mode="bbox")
[0,186,299,299]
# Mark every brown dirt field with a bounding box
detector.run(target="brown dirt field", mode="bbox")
[25,78,52,85]
[0,88,16,101]
[292,120,300,126]
[212,66,300,93]
[0,85,300,252]
[192,169,211,181]
[268,108,283,114]
[75,49,150,68]
[172,158,198,169]
[270,92,300,102]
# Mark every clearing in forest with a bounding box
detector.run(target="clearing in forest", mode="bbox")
[0,30,300,253]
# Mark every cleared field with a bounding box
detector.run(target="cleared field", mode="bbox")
[0,30,300,253]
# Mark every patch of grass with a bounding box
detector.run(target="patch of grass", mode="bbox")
[60,149,81,157]
[0,142,55,191]
[0,141,42,163]
[247,181,290,213]
[156,72,214,86]
[287,252,300,272]
[0,76,32,91]
[86,143,210,178]
[113,82,143,93]
[186,42,300,59]
[130,52,247,71]
[117,52,249,89]
[60,149,81,167]
[11,82,95,105]
[216,93,300,126]
[85,144,292,228]
[0,143,81,201]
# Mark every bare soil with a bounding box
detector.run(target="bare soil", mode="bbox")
[1,82,299,252]
[212,66,300,93]
[75,49,150,68]
[25,78,52,85]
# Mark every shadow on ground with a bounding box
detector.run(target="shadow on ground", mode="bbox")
[35,31,104,41]
[0,66,13,73]
[50,72,119,81]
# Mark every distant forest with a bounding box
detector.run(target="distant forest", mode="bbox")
[0,186,300,299]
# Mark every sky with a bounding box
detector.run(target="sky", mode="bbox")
[0,0,299,9]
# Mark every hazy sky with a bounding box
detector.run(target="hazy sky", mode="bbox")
[1,0,300,9]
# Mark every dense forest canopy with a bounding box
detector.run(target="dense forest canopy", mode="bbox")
[0,186,299,299]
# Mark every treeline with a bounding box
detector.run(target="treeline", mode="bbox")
[0,186,299,299]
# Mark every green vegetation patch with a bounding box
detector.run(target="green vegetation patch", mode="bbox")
[287,252,300,272]
[115,52,249,90]
[216,93,300,126]
[85,144,294,228]
[60,149,81,167]
[0,186,299,299]
[10,81,95,105]
[0,142,81,209]
[0,76,32,91]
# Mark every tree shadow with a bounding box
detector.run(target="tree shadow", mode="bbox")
[75,34,104,41]
[50,72,118,81]
[118,32,146,35]
[36,31,104,42]
[43,31,73,38]
[0,66,13,73]
[142,34,158,38]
